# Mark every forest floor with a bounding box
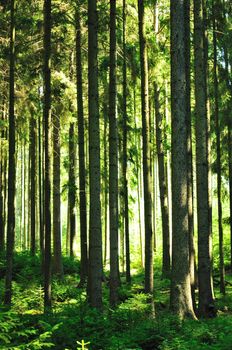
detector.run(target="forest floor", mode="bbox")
[0,253,232,350]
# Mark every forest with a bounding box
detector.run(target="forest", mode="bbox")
[0,0,232,348]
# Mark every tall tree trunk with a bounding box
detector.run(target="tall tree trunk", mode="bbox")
[0,107,5,252]
[43,0,52,310]
[138,0,153,294]
[185,0,196,309]
[68,122,76,258]
[109,0,119,306]
[53,107,63,276]
[38,110,44,256]
[76,9,88,283]
[4,0,16,306]
[154,83,170,277]
[193,0,215,317]
[30,114,36,256]
[103,110,108,267]
[222,12,232,271]
[122,0,130,283]
[68,122,76,257]
[212,2,225,294]
[87,0,103,309]
[170,0,196,319]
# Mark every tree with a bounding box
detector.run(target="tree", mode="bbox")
[43,0,52,310]
[29,112,36,256]
[122,0,130,283]
[170,0,196,319]
[53,102,63,276]
[76,6,88,284]
[68,122,76,258]
[87,0,103,309]
[154,83,170,278]
[193,0,215,317]
[109,0,119,306]
[4,0,16,306]
[212,0,225,295]
[138,0,153,294]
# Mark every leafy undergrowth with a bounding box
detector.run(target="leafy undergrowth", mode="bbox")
[0,253,232,349]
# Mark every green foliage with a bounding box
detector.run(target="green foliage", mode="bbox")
[1,254,232,349]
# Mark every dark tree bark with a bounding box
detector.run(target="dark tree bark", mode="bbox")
[30,114,36,256]
[122,0,130,283]
[193,0,215,317]
[212,2,225,295]
[4,0,16,306]
[185,0,196,310]
[154,83,170,278]
[109,0,119,306]
[68,122,76,258]
[43,0,52,310]
[170,0,196,319]
[87,0,103,309]
[76,9,88,283]
[138,0,153,294]
[53,106,63,277]
[38,110,44,256]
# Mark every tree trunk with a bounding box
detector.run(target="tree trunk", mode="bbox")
[185,0,196,310]
[154,83,170,278]
[43,0,52,310]
[4,0,16,306]
[193,0,215,317]
[170,0,196,319]
[68,122,76,258]
[87,0,103,309]
[138,0,153,294]
[122,0,130,283]
[212,3,225,295]
[109,0,119,307]
[76,9,88,283]
[53,106,63,277]
[30,114,36,256]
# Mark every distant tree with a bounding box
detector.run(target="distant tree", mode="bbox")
[138,0,153,294]
[154,83,170,278]
[87,0,103,309]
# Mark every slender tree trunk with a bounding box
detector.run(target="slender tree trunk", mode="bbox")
[222,20,232,272]
[122,0,130,283]
[38,110,44,256]
[109,0,119,306]
[185,0,196,309]
[154,83,170,277]
[193,0,215,317]
[170,0,196,319]
[53,107,63,276]
[0,110,5,252]
[4,0,16,306]
[87,0,103,309]
[134,89,143,267]
[43,0,52,310]
[76,9,88,283]
[212,3,225,294]
[68,122,76,258]
[30,114,36,256]
[138,0,153,294]
[103,110,108,266]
